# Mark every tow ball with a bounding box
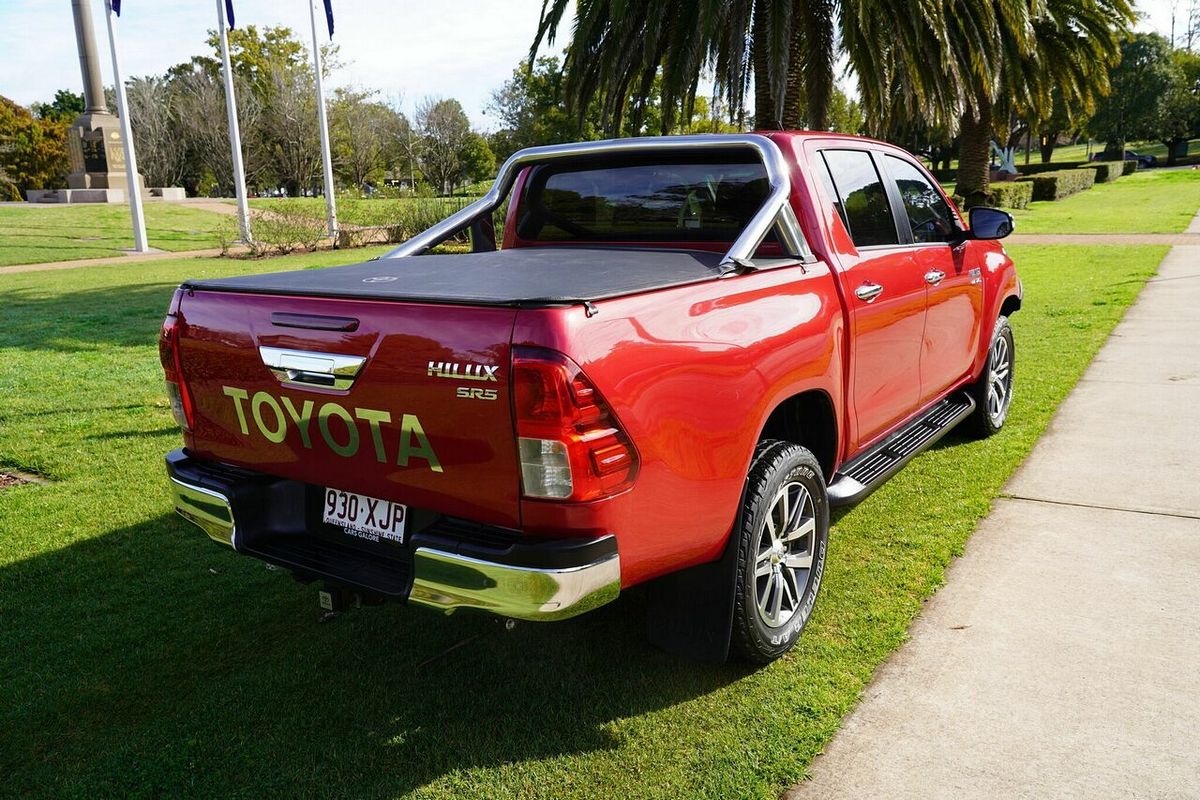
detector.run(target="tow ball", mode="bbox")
[317,584,383,622]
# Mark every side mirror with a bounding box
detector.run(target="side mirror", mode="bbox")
[968,206,1015,240]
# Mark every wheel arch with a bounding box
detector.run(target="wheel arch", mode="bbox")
[999,292,1022,318]
[757,389,839,480]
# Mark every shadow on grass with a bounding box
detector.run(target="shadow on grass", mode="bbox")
[0,281,181,351]
[0,513,740,797]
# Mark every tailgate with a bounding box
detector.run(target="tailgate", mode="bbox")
[177,290,521,528]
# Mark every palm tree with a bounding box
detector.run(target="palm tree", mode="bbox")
[951,0,1132,205]
[531,0,844,133]
[531,0,1130,209]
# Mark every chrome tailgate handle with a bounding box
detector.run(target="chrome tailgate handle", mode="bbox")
[259,346,365,390]
[855,282,884,303]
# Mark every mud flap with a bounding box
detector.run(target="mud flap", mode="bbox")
[644,538,740,664]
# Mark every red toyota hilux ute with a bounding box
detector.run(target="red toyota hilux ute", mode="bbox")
[162,132,1020,663]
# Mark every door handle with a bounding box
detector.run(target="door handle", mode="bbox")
[855,282,884,303]
[259,346,366,390]
[924,270,946,286]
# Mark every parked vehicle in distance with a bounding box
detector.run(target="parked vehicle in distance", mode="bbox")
[161,133,1021,663]
[1092,149,1157,168]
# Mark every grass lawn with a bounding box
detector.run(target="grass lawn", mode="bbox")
[0,241,1167,798]
[0,203,231,268]
[1009,169,1200,234]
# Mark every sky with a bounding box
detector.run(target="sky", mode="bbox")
[0,0,1189,130]
[0,0,567,129]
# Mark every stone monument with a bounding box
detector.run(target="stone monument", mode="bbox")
[27,0,182,203]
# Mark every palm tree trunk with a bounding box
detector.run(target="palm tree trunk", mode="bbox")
[752,1,777,129]
[956,97,993,209]
[793,0,833,130]
[780,27,805,129]
[1038,131,1059,163]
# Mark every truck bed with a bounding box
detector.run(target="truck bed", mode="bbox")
[186,246,728,305]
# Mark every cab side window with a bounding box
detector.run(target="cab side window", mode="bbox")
[884,155,956,244]
[820,149,899,248]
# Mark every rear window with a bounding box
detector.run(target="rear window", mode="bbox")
[515,157,770,243]
[820,149,899,248]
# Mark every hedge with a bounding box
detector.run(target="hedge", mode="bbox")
[1078,161,1123,183]
[1019,160,1088,175]
[933,159,1087,183]
[990,181,1033,209]
[1017,168,1095,201]
[1122,159,1138,176]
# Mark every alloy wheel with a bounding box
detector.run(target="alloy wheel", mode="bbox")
[754,480,816,629]
[987,334,1013,426]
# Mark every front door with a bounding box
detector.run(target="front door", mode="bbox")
[880,154,983,404]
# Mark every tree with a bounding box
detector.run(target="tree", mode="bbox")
[169,63,268,196]
[195,25,311,100]
[31,89,85,122]
[1152,49,1200,164]
[459,132,496,185]
[933,0,1131,206]
[0,96,70,200]
[531,0,841,132]
[416,97,470,195]
[263,61,321,197]
[384,99,422,191]
[331,87,397,190]
[826,87,863,135]
[1089,33,1176,159]
[486,56,598,159]
[126,76,189,188]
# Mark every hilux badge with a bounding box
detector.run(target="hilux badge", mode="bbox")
[428,361,499,382]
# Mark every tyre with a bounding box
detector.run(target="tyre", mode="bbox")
[970,315,1015,437]
[730,440,830,664]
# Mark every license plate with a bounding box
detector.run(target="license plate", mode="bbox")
[322,488,406,544]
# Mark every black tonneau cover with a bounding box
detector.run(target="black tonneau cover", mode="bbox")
[186,247,727,306]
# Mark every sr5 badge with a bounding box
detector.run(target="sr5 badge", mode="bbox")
[457,387,498,401]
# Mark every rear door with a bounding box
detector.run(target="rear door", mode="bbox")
[817,148,928,450]
[177,291,522,528]
[880,154,983,405]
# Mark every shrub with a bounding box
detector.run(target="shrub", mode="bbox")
[989,181,1033,209]
[1017,168,1095,201]
[246,201,329,257]
[1078,162,1122,183]
[1123,159,1139,175]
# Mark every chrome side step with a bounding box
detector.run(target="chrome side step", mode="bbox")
[828,393,976,507]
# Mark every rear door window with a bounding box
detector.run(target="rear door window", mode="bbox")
[820,150,899,248]
[884,155,957,244]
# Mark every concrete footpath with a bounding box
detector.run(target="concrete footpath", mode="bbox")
[788,241,1200,798]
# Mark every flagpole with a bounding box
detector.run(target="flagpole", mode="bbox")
[308,0,337,241]
[216,0,252,243]
[102,0,148,253]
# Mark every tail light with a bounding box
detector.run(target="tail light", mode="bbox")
[159,287,194,431]
[512,346,638,501]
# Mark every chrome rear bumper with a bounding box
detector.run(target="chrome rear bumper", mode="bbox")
[165,450,620,622]
[408,547,620,622]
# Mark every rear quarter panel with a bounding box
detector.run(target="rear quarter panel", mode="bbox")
[514,263,844,587]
